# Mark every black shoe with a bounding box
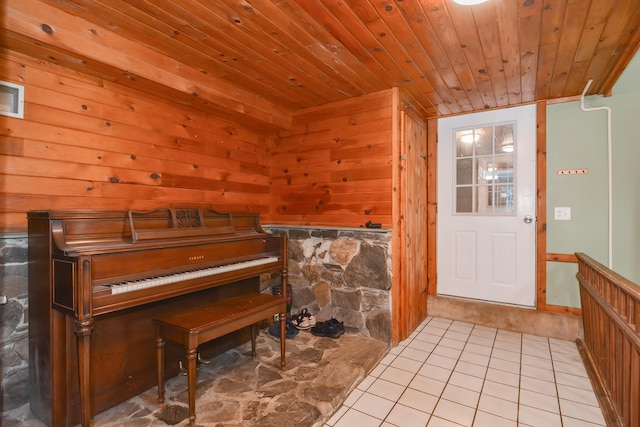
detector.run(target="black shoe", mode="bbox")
[310,318,344,338]
[269,319,299,339]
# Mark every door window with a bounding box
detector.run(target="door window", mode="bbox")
[455,124,515,215]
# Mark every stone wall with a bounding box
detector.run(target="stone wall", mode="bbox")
[266,227,392,344]
[0,233,29,414]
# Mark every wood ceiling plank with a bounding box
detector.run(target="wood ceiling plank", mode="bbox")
[345,0,447,114]
[124,0,337,107]
[494,0,522,105]
[371,0,460,115]
[548,0,590,98]
[448,1,497,109]
[536,0,566,100]
[475,2,510,107]
[586,0,640,94]
[394,0,473,112]
[276,0,384,94]
[518,8,542,103]
[421,0,486,112]
[4,0,293,128]
[213,0,370,101]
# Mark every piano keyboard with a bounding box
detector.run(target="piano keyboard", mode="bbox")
[104,256,280,295]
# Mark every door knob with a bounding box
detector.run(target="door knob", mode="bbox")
[524,215,534,224]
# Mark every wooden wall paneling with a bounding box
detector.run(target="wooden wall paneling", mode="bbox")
[267,90,394,228]
[390,89,428,345]
[426,118,438,296]
[536,101,548,312]
[391,88,403,345]
[0,50,274,232]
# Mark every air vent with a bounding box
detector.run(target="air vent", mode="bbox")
[0,81,24,119]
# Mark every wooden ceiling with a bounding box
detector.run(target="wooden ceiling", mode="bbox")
[3,0,640,128]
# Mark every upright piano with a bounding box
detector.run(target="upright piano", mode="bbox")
[28,207,288,427]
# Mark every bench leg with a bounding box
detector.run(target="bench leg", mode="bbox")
[250,324,257,357]
[156,336,165,407]
[187,348,197,426]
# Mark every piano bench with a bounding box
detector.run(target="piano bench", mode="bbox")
[153,293,287,426]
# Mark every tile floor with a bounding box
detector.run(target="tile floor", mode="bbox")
[325,316,606,427]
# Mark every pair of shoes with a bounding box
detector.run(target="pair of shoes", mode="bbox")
[268,319,299,339]
[310,318,344,338]
[292,308,317,330]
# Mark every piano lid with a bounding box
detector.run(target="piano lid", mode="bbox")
[34,207,266,255]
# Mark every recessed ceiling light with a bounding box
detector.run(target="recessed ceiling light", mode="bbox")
[452,0,490,5]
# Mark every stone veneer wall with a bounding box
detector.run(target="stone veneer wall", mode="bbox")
[266,226,393,344]
[0,233,29,414]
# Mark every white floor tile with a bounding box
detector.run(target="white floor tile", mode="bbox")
[399,346,432,362]
[554,371,595,390]
[427,415,463,426]
[467,335,495,347]
[559,398,607,425]
[432,345,463,360]
[519,375,557,397]
[441,383,480,408]
[408,339,436,353]
[485,367,520,388]
[477,393,518,420]
[440,337,467,350]
[389,355,423,373]
[518,404,562,427]
[552,360,588,377]
[557,382,600,406]
[351,392,395,420]
[427,353,458,370]
[326,405,348,426]
[521,353,554,370]
[333,408,383,427]
[433,398,476,426]
[463,342,493,357]
[367,378,407,402]
[384,403,431,427]
[520,364,555,382]
[473,410,518,427]
[448,371,484,392]
[331,317,605,427]
[488,357,520,375]
[459,351,490,368]
[519,388,560,413]
[397,387,439,413]
[357,375,376,391]
[379,365,415,387]
[408,375,447,397]
[418,363,454,382]
[343,388,364,406]
[481,380,519,402]
[454,360,488,378]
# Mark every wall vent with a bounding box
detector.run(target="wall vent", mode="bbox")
[0,81,24,119]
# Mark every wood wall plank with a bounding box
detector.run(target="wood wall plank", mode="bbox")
[0,50,274,232]
[266,90,394,228]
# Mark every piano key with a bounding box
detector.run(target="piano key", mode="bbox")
[105,256,279,295]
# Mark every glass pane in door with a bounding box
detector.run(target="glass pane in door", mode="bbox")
[454,123,516,215]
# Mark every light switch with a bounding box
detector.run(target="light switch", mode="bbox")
[554,207,571,221]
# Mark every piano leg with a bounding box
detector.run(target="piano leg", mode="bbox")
[75,318,94,427]
[187,348,197,426]
[250,324,257,357]
[156,334,165,408]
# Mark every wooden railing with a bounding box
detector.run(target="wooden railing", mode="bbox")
[576,253,640,427]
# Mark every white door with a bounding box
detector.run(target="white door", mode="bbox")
[437,104,536,307]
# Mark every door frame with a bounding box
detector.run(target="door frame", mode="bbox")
[426,101,566,314]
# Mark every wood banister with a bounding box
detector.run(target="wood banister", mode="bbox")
[576,252,640,427]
